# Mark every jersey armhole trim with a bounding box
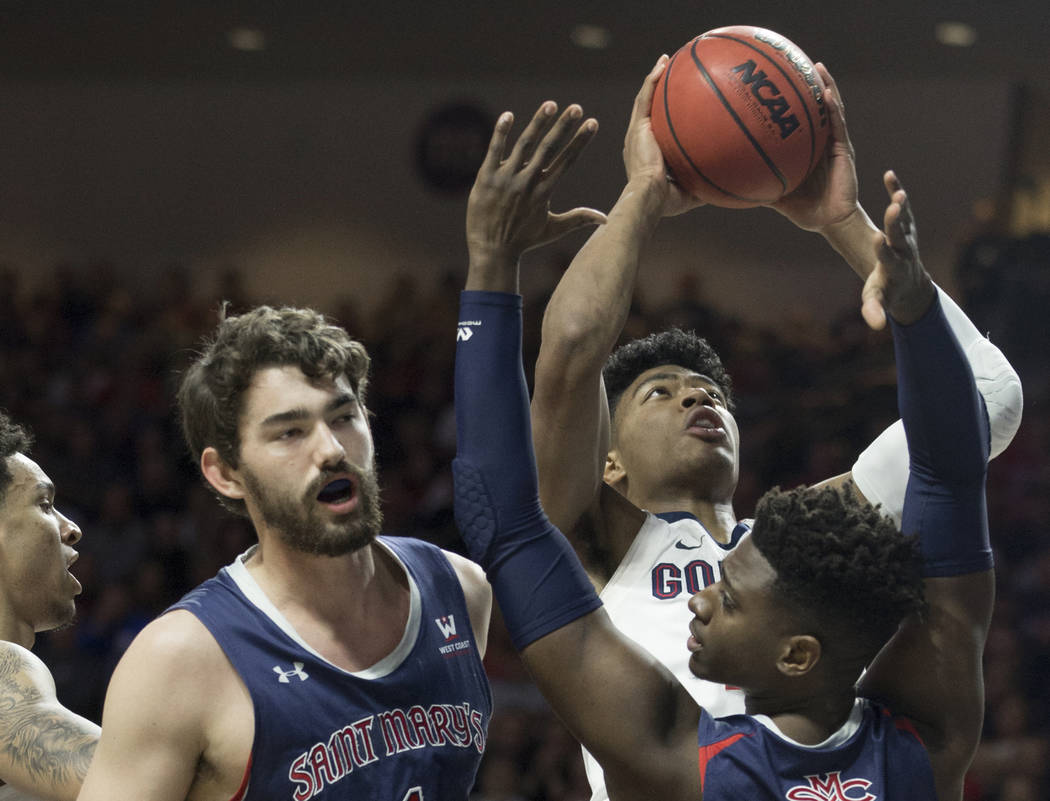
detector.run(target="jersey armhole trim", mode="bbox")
[228,753,252,801]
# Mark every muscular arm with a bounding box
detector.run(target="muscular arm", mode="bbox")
[855,175,994,801]
[532,178,662,531]
[776,69,1021,520]
[77,611,241,801]
[0,643,97,801]
[455,109,710,794]
[454,293,701,801]
[532,56,695,548]
[522,610,702,800]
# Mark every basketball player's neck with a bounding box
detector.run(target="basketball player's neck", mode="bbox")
[0,608,35,650]
[246,540,411,671]
[617,472,738,543]
[246,538,403,620]
[637,491,738,544]
[750,687,858,747]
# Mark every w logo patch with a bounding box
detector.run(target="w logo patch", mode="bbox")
[435,615,458,641]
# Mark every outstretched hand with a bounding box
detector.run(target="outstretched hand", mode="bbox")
[769,64,860,232]
[465,102,607,291]
[861,171,936,329]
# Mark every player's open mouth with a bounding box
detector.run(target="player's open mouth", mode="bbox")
[316,478,358,513]
[687,619,705,652]
[66,553,82,593]
[684,408,726,440]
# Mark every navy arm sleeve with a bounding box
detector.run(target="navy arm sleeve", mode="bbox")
[892,296,992,577]
[452,291,601,649]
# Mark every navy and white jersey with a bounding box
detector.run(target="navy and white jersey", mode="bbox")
[697,698,936,800]
[169,535,491,801]
[584,511,749,801]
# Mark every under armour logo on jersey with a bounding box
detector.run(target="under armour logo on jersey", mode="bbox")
[273,662,309,683]
[785,772,876,801]
[435,615,458,640]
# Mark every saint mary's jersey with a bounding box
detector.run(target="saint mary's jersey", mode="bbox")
[584,511,749,801]
[169,536,491,801]
[697,697,937,800]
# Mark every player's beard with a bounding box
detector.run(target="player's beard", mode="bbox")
[243,459,383,557]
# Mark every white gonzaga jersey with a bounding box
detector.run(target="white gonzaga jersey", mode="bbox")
[583,511,751,801]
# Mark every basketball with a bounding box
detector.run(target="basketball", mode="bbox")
[651,26,829,208]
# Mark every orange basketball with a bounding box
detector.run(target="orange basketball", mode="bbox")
[651,26,829,208]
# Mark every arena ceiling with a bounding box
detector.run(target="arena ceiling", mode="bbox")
[0,1,1045,83]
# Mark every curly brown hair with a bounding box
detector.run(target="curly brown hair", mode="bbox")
[177,304,371,517]
[603,328,734,423]
[0,411,32,506]
[750,484,926,670]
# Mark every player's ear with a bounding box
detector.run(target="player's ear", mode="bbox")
[776,634,821,677]
[201,447,246,500]
[604,450,627,487]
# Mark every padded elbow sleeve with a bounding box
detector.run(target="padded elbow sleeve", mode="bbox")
[453,291,601,649]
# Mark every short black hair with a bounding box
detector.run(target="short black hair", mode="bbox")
[602,328,733,423]
[0,411,33,506]
[750,484,925,667]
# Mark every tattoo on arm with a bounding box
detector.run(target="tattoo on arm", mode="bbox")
[0,648,97,791]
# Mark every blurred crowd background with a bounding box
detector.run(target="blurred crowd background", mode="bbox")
[1,226,1046,801]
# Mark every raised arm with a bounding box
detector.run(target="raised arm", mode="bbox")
[0,643,98,801]
[774,66,1022,521]
[856,173,995,801]
[454,105,701,801]
[465,99,606,294]
[531,56,700,545]
[454,290,701,801]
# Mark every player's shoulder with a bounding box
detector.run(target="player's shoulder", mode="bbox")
[377,535,472,583]
[440,548,488,589]
[0,640,56,697]
[117,608,231,686]
[0,640,49,676]
[697,707,761,741]
[102,608,241,735]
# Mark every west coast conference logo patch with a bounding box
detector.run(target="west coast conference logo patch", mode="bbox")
[785,772,876,801]
[435,614,472,657]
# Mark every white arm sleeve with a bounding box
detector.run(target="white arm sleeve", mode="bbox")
[852,284,1023,527]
